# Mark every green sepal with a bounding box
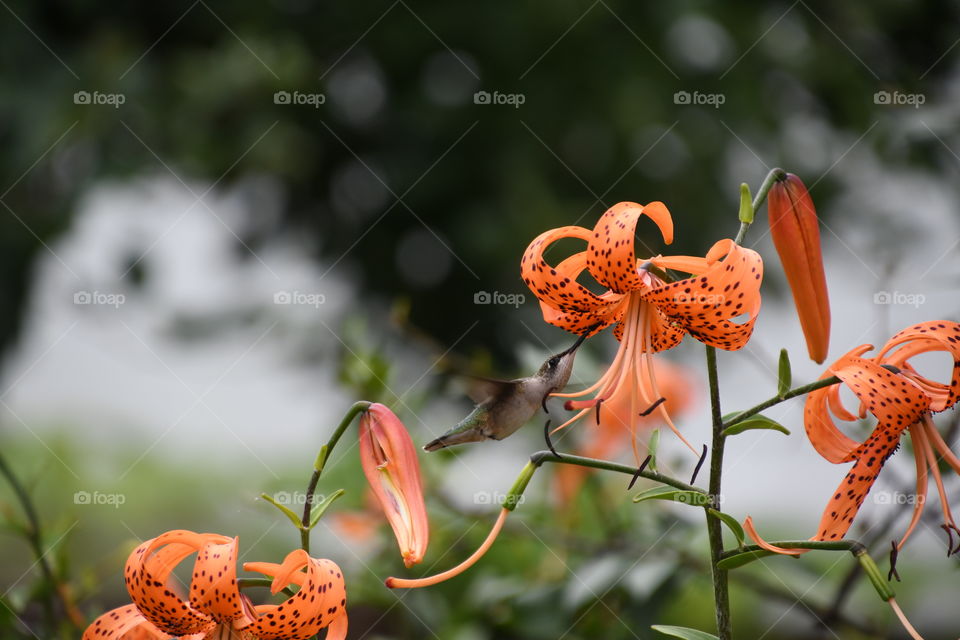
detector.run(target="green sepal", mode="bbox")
[777,349,792,397]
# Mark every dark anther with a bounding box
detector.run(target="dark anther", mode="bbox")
[689,444,708,485]
[888,541,901,582]
[941,523,960,556]
[595,398,603,426]
[541,388,554,414]
[628,455,652,490]
[543,419,562,459]
[639,397,667,417]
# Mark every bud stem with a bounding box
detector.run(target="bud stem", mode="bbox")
[301,401,372,553]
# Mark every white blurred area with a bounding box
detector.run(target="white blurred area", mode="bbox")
[2,129,959,551]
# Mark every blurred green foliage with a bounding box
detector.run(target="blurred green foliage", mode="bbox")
[2,0,958,360]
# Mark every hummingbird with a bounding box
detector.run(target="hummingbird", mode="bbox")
[423,332,588,452]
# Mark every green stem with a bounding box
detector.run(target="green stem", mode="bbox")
[719,539,864,559]
[300,401,371,553]
[528,451,703,493]
[0,450,63,626]
[723,376,843,429]
[704,345,731,640]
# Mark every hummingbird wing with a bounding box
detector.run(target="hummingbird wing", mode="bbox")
[458,375,517,404]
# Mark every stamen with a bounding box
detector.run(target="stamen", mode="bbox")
[888,540,901,582]
[627,455,652,490]
[689,444,708,485]
[386,508,509,589]
[889,598,926,640]
[543,420,562,459]
[595,398,603,426]
[639,397,667,417]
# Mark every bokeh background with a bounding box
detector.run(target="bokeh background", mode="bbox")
[2,1,960,638]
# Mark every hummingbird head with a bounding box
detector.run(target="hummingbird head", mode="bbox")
[536,329,591,387]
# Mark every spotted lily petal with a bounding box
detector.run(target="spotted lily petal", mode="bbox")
[767,173,831,363]
[243,551,347,640]
[644,239,763,351]
[359,403,429,567]
[82,604,174,640]
[124,531,230,636]
[876,321,960,412]
[585,201,673,293]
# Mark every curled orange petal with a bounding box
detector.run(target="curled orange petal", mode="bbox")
[586,201,673,293]
[742,516,806,556]
[767,173,831,363]
[359,403,430,567]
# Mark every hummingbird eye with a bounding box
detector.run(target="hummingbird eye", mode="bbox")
[548,356,560,368]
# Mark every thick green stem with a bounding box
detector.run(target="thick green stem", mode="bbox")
[300,401,371,553]
[704,345,731,639]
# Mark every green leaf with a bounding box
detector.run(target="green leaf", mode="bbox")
[777,348,792,397]
[707,509,745,547]
[652,624,720,640]
[633,485,709,507]
[308,489,346,528]
[260,493,304,530]
[721,414,790,438]
[716,549,779,570]
[647,428,660,472]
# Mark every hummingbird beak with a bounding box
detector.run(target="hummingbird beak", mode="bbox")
[557,323,599,358]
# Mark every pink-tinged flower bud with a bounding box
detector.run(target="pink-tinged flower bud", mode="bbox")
[768,173,831,363]
[359,404,429,567]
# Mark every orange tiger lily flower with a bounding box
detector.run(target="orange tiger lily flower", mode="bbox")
[83,529,348,640]
[521,201,763,462]
[359,403,429,567]
[746,321,960,557]
[554,356,697,502]
[767,173,831,363]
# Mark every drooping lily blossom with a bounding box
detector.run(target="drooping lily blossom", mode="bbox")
[555,356,697,503]
[521,201,763,461]
[767,173,831,363]
[386,508,509,590]
[83,529,347,640]
[745,321,960,556]
[359,403,429,567]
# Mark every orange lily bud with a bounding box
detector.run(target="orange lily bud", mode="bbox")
[359,403,429,567]
[768,173,831,363]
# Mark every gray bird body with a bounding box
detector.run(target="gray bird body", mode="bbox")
[423,339,582,452]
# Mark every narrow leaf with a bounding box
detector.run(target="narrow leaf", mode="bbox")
[309,489,346,528]
[717,549,781,570]
[647,428,660,472]
[651,625,720,640]
[633,485,709,507]
[260,493,304,530]
[777,348,792,397]
[707,508,745,547]
[721,414,790,438]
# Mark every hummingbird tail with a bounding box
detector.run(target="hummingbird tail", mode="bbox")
[423,429,487,452]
